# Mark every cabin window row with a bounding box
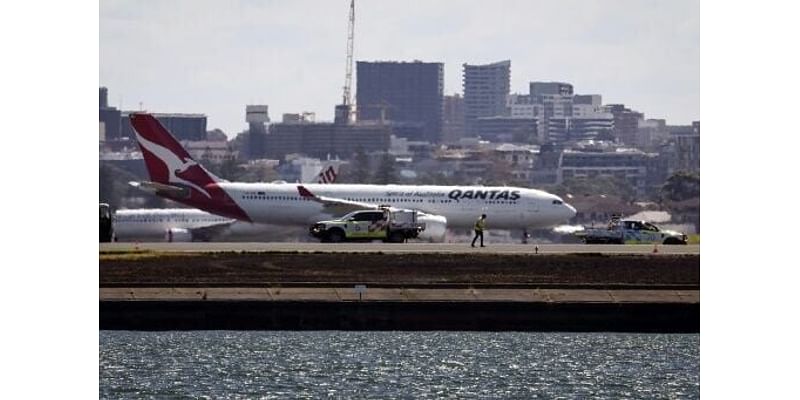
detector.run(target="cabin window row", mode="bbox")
[242,195,310,201]
[119,218,220,222]
[239,195,517,205]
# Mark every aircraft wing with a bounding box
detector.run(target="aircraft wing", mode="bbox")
[297,185,379,215]
[187,220,237,241]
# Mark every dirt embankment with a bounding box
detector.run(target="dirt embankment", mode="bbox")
[100,252,699,287]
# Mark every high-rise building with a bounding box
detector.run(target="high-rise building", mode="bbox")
[99,86,121,140]
[100,87,108,109]
[507,85,612,144]
[463,60,511,135]
[530,81,574,120]
[604,104,644,146]
[120,112,207,141]
[266,123,391,160]
[442,94,465,143]
[568,94,613,143]
[507,94,543,121]
[664,121,700,174]
[356,61,444,143]
[573,94,601,106]
[531,82,574,97]
[637,118,668,149]
[246,105,270,160]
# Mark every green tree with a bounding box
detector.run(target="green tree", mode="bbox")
[660,172,700,202]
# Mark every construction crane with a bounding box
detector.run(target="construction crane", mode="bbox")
[334,0,355,125]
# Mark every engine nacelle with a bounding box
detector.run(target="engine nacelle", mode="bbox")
[417,213,447,243]
[165,228,193,242]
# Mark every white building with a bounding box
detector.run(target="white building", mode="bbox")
[559,145,658,198]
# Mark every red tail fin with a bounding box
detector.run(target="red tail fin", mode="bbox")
[130,113,216,189]
[129,113,251,222]
[316,164,339,184]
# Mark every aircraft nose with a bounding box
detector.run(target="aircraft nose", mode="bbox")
[564,203,577,219]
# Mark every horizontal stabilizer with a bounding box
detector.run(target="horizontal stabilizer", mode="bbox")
[129,181,190,198]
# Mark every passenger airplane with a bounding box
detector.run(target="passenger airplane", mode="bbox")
[115,164,342,242]
[113,208,238,242]
[129,113,576,241]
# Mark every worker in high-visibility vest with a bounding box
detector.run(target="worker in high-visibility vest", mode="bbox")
[471,214,487,248]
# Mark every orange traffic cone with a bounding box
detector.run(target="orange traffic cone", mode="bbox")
[652,243,659,254]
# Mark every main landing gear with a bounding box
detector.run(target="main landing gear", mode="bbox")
[522,229,531,244]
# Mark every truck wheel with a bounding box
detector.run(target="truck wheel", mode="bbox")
[327,229,345,243]
[388,231,405,243]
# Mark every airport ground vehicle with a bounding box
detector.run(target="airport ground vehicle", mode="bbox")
[310,208,425,243]
[100,203,113,242]
[575,216,688,245]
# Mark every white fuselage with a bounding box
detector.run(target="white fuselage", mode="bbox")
[112,209,268,241]
[219,183,576,230]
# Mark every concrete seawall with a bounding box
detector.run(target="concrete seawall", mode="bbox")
[100,300,699,332]
[99,251,699,332]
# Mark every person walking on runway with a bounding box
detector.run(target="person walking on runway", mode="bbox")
[471,214,487,247]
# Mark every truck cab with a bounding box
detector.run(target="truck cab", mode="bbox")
[310,208,424,243]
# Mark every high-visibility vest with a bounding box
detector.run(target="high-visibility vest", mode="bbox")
[474,218,486,231]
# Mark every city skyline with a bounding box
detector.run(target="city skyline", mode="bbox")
[100,0,699,137]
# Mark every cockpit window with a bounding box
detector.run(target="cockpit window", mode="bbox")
[552,200,563,205]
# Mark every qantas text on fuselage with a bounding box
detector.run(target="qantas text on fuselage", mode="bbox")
[129,113,576,241]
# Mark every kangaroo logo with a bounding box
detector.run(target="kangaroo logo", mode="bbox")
[135,132,212,198]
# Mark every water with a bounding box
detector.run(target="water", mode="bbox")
[100,331,699,399]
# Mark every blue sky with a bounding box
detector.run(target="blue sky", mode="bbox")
[100,0,699,137]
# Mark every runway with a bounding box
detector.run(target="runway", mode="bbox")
[100,242,700,255]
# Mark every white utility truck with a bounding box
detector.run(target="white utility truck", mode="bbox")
[310,207,425,243]
[576,215,688,245]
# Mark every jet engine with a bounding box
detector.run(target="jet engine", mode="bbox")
[416,213,447,243]
[165,228,193,242]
